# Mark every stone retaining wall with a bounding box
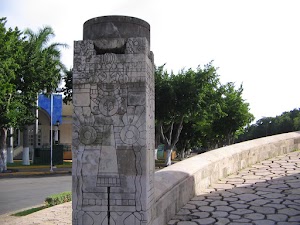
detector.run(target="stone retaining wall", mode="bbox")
[152,131,300,224]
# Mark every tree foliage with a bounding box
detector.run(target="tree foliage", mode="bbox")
[237,108,300,142]
[0,18,24,128]
[17,26,66,126]
[61,68,73,104]
[155,62,254,159]
[0,18,66,171]
[208,82,254,146]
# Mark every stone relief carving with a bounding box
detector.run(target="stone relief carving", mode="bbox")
[73,36,154,225]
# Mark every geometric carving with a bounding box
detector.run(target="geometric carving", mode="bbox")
[73,16,155,225]
[79,126,97,145]
[99,96,119,116]
[120,125,140,145]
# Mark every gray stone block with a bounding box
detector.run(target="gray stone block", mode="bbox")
[72,16,155,225]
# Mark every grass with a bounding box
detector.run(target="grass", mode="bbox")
[11,206,48,217]
[7,160,72,168]
[62,161,72,166]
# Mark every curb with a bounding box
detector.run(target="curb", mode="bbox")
[0,171,71,179]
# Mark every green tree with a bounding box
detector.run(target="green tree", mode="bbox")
[156,64,254,157]
[274,113,294,134]
[0,18,66,171]
[61,68,73,104]
[155,62,221,165]
[0,18,25,171]
[210,83,254,145]
[293,111,300,131]
[237,109,300,142]
[175,121,201,159]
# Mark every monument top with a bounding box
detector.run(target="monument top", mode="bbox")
[83,15,150,43]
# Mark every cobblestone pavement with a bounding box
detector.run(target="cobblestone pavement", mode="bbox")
[168,151,300,225]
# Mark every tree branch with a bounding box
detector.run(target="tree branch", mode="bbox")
[171,116,184,149]
[160,123,167,144]
[168,122,174,145]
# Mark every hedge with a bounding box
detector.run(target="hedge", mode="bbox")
[45,191,72,207]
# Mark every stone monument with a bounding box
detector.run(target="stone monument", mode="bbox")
[72,16,155,225]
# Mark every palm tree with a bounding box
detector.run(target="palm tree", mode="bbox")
[22,26,67,93]
[19,26,67,165]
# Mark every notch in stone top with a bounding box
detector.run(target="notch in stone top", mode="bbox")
[83,16,150,44]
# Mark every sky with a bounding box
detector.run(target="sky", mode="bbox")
[1,0,300,122]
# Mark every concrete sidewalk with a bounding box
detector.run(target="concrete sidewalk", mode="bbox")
[0,202,72,225]
[1,151,299,225]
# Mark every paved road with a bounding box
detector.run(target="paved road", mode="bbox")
[0,175,71,215]
[168,151,300,225]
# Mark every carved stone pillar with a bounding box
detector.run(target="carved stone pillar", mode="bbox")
[72,16,155,225]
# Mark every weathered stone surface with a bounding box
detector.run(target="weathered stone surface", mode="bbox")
[216,206,235,212]
[190,212,210,218]
[230,223,251,225]
[269,184,290,190]
[235,187,255,193]
[190,200,209,206]
[254,220,276,225]
[244,213,265,220]
[223,197,238,202]
[177,222,198,225]
[215,218,231,225]
[285,194,300,200]
[289,215,300,221]
[210,200,228,206]
[289,204,300,210]
[231,208,255,215]
[250,206,276,214]
[248,199,270,206]
[167,220,179,225]
[278,208,300,216]
[177,208,191,215]
[83,16,150,44]
[211,211,229,218]
[262,193,285,199]
[198,206,214,212]
[183,203,196,209]
[235,193,261,201]
[194,218,216,224]
[230,203,249,209]
[278,222,300,225]
[227,214,241,220]
[232,218,251,223]
[264,203,286,209]
[267,213,288,222]
[72,16,155,225]
[211,183,235,190]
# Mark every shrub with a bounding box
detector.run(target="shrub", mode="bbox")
[45,191,72,207]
